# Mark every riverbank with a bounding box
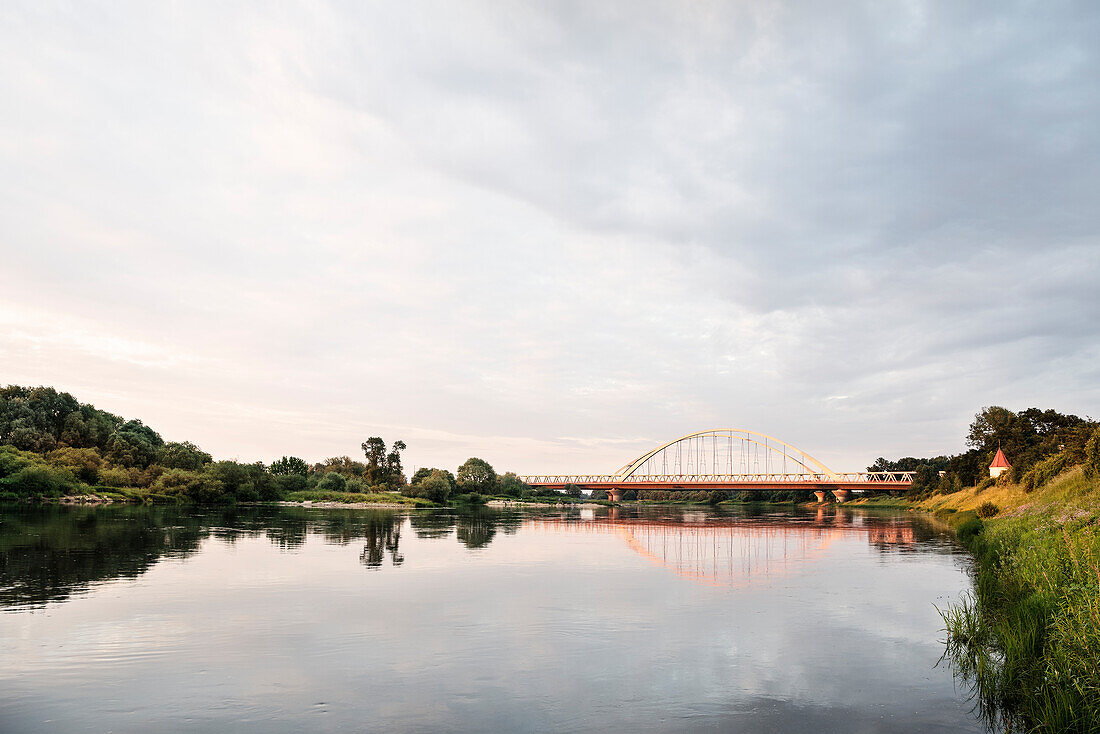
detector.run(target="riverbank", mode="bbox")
[915,467,1100,733]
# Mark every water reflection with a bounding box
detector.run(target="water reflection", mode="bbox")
[0,504,956,611]
[0,503,980,734]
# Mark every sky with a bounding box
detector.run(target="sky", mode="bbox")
[1,1,1098,475]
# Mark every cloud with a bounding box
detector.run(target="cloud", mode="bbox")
[1,0,1097,473]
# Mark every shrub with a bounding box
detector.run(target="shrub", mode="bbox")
[0,445,37,479]
[403,469,453,504]
[1085,427,1100,480]
[274,473,307,494]
[498,472,529,497]
[2,465,79,498]
[1021,452,1074,492]
[316,472,348,492]
[46,447,104,484]
[976,501,999,518]
[955,516,984,544]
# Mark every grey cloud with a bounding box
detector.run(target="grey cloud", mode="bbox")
[1,0,1097,473]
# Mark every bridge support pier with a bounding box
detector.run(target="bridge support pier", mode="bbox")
[607,488,623,503]
[833,489,851,504]
[814,490,827,503]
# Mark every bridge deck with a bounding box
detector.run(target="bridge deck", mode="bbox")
[518,472,913,491]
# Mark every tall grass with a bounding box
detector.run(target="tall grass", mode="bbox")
[282,489,432,506]
[941,500,1100,732]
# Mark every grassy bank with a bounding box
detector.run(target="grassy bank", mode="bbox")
[281,490,432,506]
[930,467,1100,732]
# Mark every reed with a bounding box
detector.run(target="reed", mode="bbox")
[940,472,1100,732]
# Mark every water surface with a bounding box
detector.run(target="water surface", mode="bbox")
[0,504,981,732]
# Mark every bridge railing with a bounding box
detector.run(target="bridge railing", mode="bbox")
[517,471,915,485]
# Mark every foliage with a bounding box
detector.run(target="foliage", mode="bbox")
[563,483,583,498]
[876,406,1098,497]
[316,472,348,493]
[47,447,104,484]
[402,469,454,504]
[160,441,212,471]
[362,437,406,487]
[975,501,998,518]
[1021,452,1075,492]
[269,456,309,476]
[282,489,429,506]
[942,500,1100,732]
[497,472,530,498]
[457,457,497,494]
[1085,426,1100,481]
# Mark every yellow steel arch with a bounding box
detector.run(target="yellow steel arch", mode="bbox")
[612,429,837,480]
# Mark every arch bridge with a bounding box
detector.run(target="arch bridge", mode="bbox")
[519,429,913,502]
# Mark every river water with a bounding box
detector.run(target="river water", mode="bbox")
[0,504,981,733]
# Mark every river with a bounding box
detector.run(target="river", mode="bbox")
[0,504,982,733]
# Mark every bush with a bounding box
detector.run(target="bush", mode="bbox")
[274,473,307,494]
[976,501,999,518]
[403,469,453,504]
[0,445,37,479]
[1,465,79,498]
[316,472,348,492]
[1021,452,1074,492]
[498,472,529,497]
[955,515,984,544]
[1085,427,1100,480]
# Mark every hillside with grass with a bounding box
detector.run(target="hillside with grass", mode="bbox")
[891,415,1100,734]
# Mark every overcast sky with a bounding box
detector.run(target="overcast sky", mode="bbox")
[2,1,1098,475]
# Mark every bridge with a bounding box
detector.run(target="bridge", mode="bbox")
[519,429,913,502]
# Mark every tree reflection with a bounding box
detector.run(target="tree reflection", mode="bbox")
[360,513,404,568]
[456,509,497,549]
[0,505,207,608]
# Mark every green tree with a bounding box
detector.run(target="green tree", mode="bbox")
[457,457,497,494]
[563,483,583,498]
[105,420,164,468]
[498,472,529,497]
[316,472,348,492]
[161,441,213,471]
[406,469,453,504]
[270,456,309,476]
[46,447,104,484]
[362,437,406,486]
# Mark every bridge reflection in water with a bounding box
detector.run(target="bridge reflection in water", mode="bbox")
[526,508,919,589]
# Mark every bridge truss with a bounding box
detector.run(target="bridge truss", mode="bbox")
[519,429,913,491]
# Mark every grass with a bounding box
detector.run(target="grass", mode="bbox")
[935,467,1100,733]
[282,490,433,506]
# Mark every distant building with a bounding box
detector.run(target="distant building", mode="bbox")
[989,448,1011,478]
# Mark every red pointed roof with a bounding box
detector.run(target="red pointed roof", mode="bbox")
[990,448,1011,469]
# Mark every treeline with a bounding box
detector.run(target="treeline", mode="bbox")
[0,385,532,505]
[870,406,1100,497]
[401,458,554,503]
